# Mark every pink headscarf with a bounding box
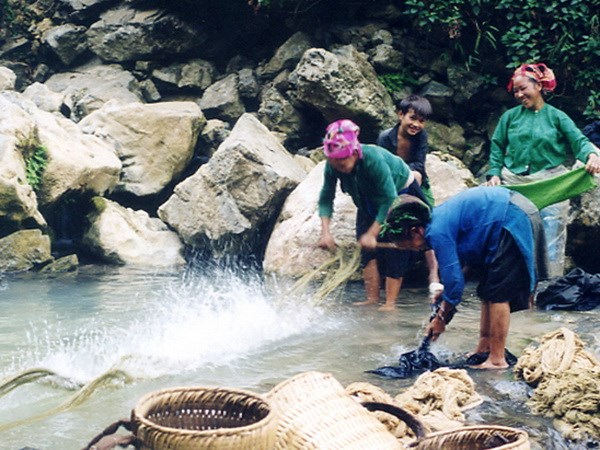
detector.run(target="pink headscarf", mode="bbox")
[323,119,363,159]
[507,63,557,93]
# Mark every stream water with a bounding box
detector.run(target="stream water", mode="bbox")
[0,263,597,449]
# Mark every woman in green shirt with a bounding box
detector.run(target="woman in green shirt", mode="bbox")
[317,119,433,311]
[486,63,600,277]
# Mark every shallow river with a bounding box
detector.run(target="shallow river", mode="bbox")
[0,263,597,449]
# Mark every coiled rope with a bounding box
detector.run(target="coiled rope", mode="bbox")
[514,327,599,441]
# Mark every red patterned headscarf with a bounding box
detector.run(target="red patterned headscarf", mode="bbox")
[323,119,363,159]
[507,63,557,93]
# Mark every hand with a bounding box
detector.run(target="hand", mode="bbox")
[585,152,600,174]
[317,233,336,251]
[413,170,423,185]
[358,232,377,251]
[425,315,446,341]
[486,175,501,186]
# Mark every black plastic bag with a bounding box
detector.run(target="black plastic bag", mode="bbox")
[536,267,600,311]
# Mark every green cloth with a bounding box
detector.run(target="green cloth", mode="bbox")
[487,104,597,178]
[505,167,597,210]
[318,144,411,224]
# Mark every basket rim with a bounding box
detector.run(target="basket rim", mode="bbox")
[132,385,275,438]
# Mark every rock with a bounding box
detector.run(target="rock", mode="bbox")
[42,24,89,66]
[368,44,404,72]
[79,100,205,197]
[237,67,260,100]
[158,113,307,256]
[263,161,357,278]
[257,85,308,150]
[39,254,79,273]
[2,93,123,207]
[22,82,67,114]
[0,229,52,272]
[151,58,216,94]
[82,197,185,267]
[197,119,231,158]
[258,31,313,80]
[0,66,17,91]
[420,80,454,120]
[426,121,467,159]
[0,94,47,230]
[288,45,396,142]
[198,73,245,123]
[86,7,207,63]
[427,152,476,205]
[44,63,144,121]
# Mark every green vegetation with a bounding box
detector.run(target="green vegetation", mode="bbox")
[18,135,48,191]
[378,72,419,96]
[250,0,598,119]
[25,145,48,191]
[401,0,599,119]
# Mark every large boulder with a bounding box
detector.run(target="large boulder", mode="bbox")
[263,161,357,278]
[79,100,205,197]
[0,229,52,272]
[2,94,123,208]
[158,113,307,256]
[82,197,185,267]
[44,63,144,121]
[86,7,206,63]
[427,152,476,205]
[0,95,47,231]
[288,45,396,142]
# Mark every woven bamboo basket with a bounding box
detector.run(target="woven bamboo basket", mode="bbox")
[409,425,530,450]
[130,386,276,450]
[267,371,403,449]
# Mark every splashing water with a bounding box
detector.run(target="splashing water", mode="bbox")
[2,266,335,385]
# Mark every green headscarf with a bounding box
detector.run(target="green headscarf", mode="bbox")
[380,195,431,241]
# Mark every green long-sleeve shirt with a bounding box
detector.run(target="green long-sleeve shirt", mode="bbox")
[318,144,411,224]
[487,104,597,178]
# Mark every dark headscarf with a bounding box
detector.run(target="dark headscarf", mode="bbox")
[379,195,431,241]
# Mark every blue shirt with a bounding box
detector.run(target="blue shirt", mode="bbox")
[425,186,536,305]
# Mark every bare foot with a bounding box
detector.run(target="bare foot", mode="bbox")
[353,300,379,306]
[378,304,396,312]
[469,359,509,370]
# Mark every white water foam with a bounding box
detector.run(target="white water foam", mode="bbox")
[8,269,336,384]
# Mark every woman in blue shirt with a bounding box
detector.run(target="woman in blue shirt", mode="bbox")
[380,186,547,369]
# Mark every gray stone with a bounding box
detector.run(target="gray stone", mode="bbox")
[0,230,52,272]
[198,74,245,123]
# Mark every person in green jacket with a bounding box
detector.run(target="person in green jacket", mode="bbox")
[317,119,436,311]
[486,63,600,277]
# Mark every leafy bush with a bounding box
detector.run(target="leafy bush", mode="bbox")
[400,0,598,119]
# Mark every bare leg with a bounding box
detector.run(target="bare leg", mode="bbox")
[473,301,491,355]
[354,259,380,305]
[379,277,403,311]
[471,301,510,369]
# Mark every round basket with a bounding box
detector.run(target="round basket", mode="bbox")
[131,386,276,450]
[410,425,530,450]
[267,371,403,449]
